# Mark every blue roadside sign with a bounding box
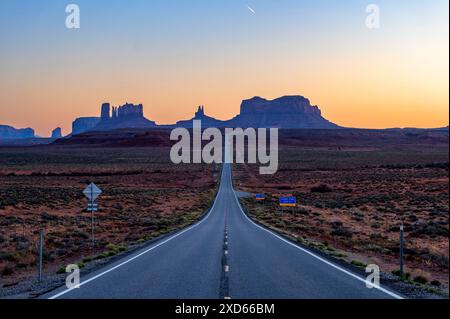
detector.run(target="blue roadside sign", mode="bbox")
[279,196,297,207]
[255,194,266,201]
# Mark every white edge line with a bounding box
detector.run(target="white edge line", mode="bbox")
[229,167,404,300]
[48,169,225,299]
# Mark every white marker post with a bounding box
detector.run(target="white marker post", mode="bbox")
[38,229,43,282]
[400,224,404,276]
[83,183,102,249]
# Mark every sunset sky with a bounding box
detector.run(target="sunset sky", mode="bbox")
[0,0,448,136]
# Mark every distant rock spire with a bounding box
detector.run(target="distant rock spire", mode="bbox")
[101,103,111,121]
[51,127,62,139]
[195,105,205,118]
[112,107,118,119]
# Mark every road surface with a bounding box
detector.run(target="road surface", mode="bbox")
[43,163,402,299]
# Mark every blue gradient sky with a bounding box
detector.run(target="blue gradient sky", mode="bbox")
[0,0,448,136]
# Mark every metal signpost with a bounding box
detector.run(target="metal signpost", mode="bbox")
[400,224,404,276]
[38,229,43,282]
[83,183,102,248]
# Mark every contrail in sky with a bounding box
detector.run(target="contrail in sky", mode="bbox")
[246,5,255,14]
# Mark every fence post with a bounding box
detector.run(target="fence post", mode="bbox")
[400,224,404,276]
[38,229,43,282]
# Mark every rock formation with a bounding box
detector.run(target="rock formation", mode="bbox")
[72,117,100,135]
[69,95,340,134]
[173,96,340,129]
[0,125,35,139]
[51,127,62,139]
[93,102,156,131]
[175,105,225,128]
[226,96,340,129]
[101,103,111,121]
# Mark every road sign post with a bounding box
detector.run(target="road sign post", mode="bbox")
[91,196,94,248]
[400,224,404,276]
[83,183,102,249]
[38,229,43,282]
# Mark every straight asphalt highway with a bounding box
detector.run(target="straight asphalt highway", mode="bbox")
[42,163,403,299]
